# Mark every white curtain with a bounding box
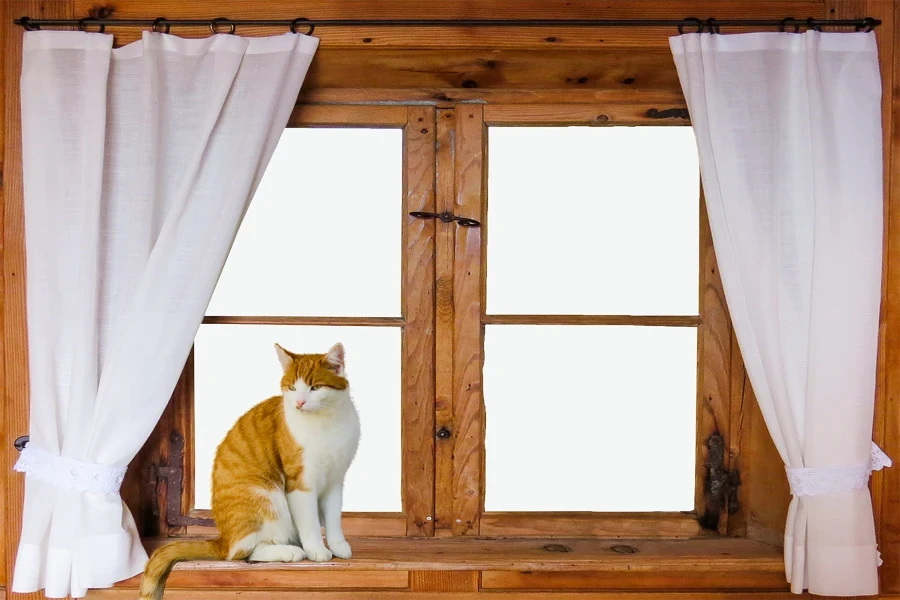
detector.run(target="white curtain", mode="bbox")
[14,30,317,597]
[670,32,891,596]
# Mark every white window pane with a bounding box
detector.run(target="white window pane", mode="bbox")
[207,128,402,317]
[487,127,699,316]
[194,324,401,512]
[484,325,697,512]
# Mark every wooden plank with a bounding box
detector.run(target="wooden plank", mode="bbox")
[480,513,701,538]
[482,315,700,327]
[484,103,689,125]
[289,104,409,127]
[409,571,478,592]
[87,591,867,600]
[433,108,455,535]
[136,536,784,572]
[402,106,437,537]
[299,88,691,107]
[3,2,74,595]
[118,570,408,589]
[0,3,7,587]
[72,1,829,22]
[201,316,405,326]
[481,570,788,591]
[695,193,733,533]
[450,105,484,536]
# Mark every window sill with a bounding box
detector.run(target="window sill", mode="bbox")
[115,536,788,592]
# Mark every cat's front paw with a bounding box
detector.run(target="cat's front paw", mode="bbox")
[329,540,352,559]
[304,545,333,562]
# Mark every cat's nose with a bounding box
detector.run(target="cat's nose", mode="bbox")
[296,399,306,410]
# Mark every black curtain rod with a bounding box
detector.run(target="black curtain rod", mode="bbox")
[13,16,882,36]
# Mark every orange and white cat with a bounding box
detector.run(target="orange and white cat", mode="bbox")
[140,342,360,600]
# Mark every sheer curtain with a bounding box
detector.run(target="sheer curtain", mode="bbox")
[14,30,317,597]
[670,31,891,596]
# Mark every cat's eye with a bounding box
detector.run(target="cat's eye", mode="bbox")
[311,385,322,391]
[288,385,296,391]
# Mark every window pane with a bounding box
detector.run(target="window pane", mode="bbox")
[194,324,401,512]
[486,127,699,316]
[484,325,696,512]
[207,128,402,317]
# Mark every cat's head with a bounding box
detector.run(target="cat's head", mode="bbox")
[275,342,350,413]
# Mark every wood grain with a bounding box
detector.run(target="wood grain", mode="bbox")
[135,535,783,572]
[289,104,408,127]
[86,592,891,600]
[433,108,456,535]
[2,2,74,596]
[484,104,690,125]
[71,1,829,22]
[482,315,700,327]
[403,106,437,536]
[450,105,484,536]
[118,569,409,589]
[480,513,701,539]
[409,571,478,592]
[695,193,734,533]
[481,570,788,591]
[0,2,8,587]
[201,316,404,326]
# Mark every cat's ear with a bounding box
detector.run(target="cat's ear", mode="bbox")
[325,343,345,372]
[275,343,294,371]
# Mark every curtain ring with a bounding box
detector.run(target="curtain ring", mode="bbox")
[806,18,822,32]
[780,17,801,33]
[19,17,40,31]
[859,17,877,33]
[152,17,170,34]
[209,17,235,35]
[290,17,315,35]
[705,18,720,34]
[677,17,703,35]
[78,17,106,33]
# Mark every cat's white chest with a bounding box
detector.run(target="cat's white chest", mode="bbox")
[284,401,360,492]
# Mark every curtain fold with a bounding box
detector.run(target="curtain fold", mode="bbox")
[670,31,889,596]
[15,30,318,598]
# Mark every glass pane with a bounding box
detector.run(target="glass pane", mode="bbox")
[207,128,402,317]
[486,127,699,316]
[194,324,401,512]
[484,325,696,512]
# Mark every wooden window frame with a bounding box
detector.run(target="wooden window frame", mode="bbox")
[132,100,785,543]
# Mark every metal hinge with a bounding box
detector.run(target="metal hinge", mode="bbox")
[147,431,214,528]
[699,432,741,530]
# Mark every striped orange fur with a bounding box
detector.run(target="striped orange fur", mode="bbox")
[140,342,360,600]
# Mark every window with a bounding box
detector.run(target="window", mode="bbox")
[132,104,779,544]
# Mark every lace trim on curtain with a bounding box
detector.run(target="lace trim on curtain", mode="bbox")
[13,445,126,496]
[786,441,893,497]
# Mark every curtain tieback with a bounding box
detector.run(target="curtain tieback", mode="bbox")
[786,441,892,497]
[13,445,126,496]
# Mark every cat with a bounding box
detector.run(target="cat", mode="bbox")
[139,342,361,600]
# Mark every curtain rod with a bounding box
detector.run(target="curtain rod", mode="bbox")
[13,16,882,36]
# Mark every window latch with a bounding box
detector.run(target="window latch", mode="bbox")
[700,432,741,530]
[410,211,481,227]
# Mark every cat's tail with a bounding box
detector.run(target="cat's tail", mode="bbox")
[139,539,223,600]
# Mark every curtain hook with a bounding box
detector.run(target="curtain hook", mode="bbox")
[152,17,170,34]
[19,16,40,31]
[78,17,106,34]
[806,18,822,32]
[209,17,235,35]
[705,18,720,34]
[677,17,703,35]
[290,17,315,36]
